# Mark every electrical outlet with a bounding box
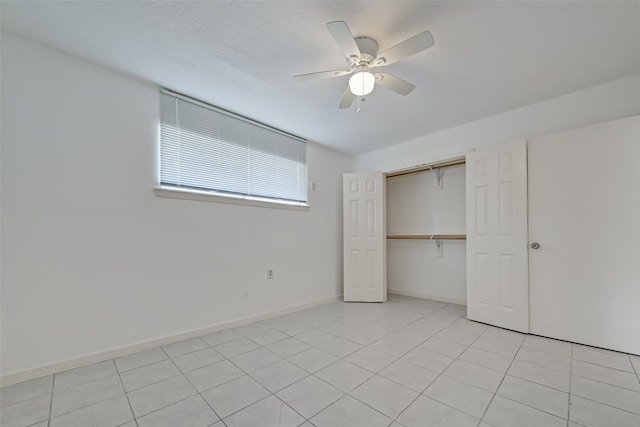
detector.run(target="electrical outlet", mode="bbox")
[267,269,274,279]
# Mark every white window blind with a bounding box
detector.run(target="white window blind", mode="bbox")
[160,91,307,205]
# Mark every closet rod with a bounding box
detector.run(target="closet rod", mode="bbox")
[385,160,466,179]
[387,234,467,240]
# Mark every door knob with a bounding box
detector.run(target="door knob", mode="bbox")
[530,242,540,250]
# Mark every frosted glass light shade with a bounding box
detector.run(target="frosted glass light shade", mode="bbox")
[349,71,375,96]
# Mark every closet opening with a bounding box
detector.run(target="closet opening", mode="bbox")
[385,158,467,305]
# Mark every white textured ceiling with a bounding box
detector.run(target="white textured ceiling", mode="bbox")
[2,1,640,155]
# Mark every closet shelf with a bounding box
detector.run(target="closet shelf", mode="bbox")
[386,160,466,179]
[386,234,467,240]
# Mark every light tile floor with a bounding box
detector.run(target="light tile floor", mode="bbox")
[1,295,639,427]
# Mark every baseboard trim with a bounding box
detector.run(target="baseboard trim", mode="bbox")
[1,294,342,387]
[388,288,467,306]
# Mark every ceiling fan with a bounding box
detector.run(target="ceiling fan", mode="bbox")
[294,21,434,109]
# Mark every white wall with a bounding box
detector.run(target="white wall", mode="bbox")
[354,73,640,172]
[0,33,352,378]
[386,165,466,304]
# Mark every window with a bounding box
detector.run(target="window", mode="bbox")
[159,90,307,206]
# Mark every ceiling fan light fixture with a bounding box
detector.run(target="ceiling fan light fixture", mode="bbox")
[349,71,375,96]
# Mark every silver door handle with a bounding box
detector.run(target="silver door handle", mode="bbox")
[530,242,540,250]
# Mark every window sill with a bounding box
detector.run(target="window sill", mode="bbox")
[154,187,310,211]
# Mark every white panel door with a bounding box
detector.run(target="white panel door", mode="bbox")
[529,116,640,354]
[343,173,386,302]
[466,140,529,332]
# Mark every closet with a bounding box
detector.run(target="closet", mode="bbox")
[385,160,467,305]
[345,115,639,355]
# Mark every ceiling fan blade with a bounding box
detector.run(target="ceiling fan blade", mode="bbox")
[326,21,361,59]
[375,73,416,96]
[338,86,355,109]
[374,31,434,66]
[293,69,351,81]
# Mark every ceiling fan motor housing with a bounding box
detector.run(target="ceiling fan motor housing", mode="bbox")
[347,37,378,69]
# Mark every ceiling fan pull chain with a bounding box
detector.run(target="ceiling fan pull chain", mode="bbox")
[357,76,364,112]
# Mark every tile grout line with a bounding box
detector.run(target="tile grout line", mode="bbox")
[44,366,129,423]
[495,387,574,421]
[629,353,640,377]
[309,363,386,422]
[567,342,574,426]
[271,380,321,424]
[394,317,517,426]
[462,328,499,427]
[505,350,578,393]
[117,358,182,394]
[173,346,228,374]
[114,357,140,427]
[161,337,210,358]
[573,357,638,375]
[350,301,456,353]
[158,346,228,427]
[469,344,569,424]
[274,351,344,423]
[485,336,577,422]
[387,306,467,425]
[569,366,640,393]
[474,329,526,426]
[127,387,195,422]
[46,372,55,427]
[175,332,315,426]
[424,325,501,427]
[488,338,587,423]
[565,392,640,416]
[497,339,639,421]
[630,353,640,387]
